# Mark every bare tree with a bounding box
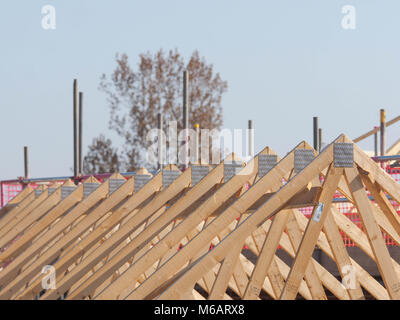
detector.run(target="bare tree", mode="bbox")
[83,134,121,174]
[84,48,228,173]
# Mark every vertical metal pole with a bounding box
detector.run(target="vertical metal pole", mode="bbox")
[182,70,189,167]
[73,79,79,177]
[168,120,178,166]
[318,128,322,152]
[157,113,163,170]
[78,92,83,175]
[374,126,378,157]
[313,117,319,151]
[24,146,29,179]
[380,109,386,157]
[0,182,3,208]
[248,120,254,157]
[194,123,200,164]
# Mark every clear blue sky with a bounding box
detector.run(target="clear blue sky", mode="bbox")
[1,0,400,179]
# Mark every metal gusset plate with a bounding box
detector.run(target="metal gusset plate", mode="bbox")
[224,161,243,182]
[294,149,315,173]
[83,183,99,199]
[134,174,152,191]
[191,165,210,186]
[48,187,58,196]
[109,179,126,195]
[162,170,180,189]
[61,186,76,200]
[258,154,278,178]
[334,143,354,168]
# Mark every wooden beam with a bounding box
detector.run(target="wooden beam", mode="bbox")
[351,136,400,204]
[143,140,334,300]
[101,145,301,299]
[228,213,342,300]
[0,186,34,220]
[280,166,342,300]
[360,171,400,241]
[15,174,155,300]
[344,167,400,299]
[294,208,388,300]
[0,187,49,238]
[354,115,400,143]
[268,214,348,300]
[285,211,327,300]
[208,239,244,300]
[323,208,364,299]
[243,209,291,299]
[246,222,285,299]
[0,183,63,250]
[0,182,83,263]
[386,138,400,156]
[0,178,109,299]
[42,167,187,300]
[0,189,36,227]
[69,163,225,300]
[330,203,400,271]
[95,149,272,299]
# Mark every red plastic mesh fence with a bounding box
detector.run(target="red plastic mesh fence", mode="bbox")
[1,183,23,207]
